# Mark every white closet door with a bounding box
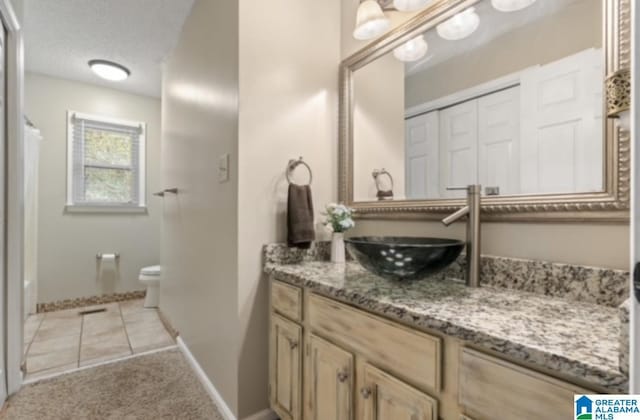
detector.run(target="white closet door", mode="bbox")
[439,100,478,198]
[405,111,439,199]
[478,86,520,196]
[520,48,603,194]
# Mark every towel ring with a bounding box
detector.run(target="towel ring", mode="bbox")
[286,157,313,186]
[372,168,394,191]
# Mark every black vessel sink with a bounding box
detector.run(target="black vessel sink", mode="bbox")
[345,236,464,281]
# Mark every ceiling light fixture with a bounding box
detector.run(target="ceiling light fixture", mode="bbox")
[88,59,130,82]
[393,0,432,12]
[393,35,428,62]
[436,7,480,41]
[491,0,537,12]
[353,0,391,40]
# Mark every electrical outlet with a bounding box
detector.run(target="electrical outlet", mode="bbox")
[218,153,230,183]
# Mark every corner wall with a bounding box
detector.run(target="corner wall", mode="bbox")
[25,73,162,303]
[160,0,240,415]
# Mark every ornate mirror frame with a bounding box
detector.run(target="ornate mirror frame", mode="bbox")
[339,0,631,222]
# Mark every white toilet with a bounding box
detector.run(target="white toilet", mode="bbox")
[139,265,161,308]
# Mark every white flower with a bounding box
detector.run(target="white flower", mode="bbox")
[339,219,354,229]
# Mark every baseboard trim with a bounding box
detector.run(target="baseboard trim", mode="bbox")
[176,336,236,420]
[242,408,279,420]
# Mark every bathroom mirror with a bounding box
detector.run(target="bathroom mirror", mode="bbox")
[339,0,631,221]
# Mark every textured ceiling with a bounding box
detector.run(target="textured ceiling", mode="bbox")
[24,0,196,98]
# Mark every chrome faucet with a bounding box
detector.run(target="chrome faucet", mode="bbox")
[441,185,481,287]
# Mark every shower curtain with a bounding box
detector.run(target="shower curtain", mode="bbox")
[23,124,42,318]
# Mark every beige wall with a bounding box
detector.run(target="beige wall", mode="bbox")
[354,53,406,201]
[237,0,340,416]
[342,1,629,270]
[160,1,340,418]
[25,73,162,303]
[159,0,240,415]
[405,0,602,107]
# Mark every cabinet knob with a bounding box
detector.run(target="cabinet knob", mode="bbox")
[289,341,299,350]
[360,387,372,399]
[337,371,349,383]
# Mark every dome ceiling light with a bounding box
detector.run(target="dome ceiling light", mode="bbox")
[436,7,480,41]
[88,59,130,82]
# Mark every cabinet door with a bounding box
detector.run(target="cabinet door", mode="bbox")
[358,363,438,420]
[270,314,302,420]
[306,334,354,420]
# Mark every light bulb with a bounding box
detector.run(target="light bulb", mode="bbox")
[436,7,480,41]
[491,0,537,12]
[353,0,391,40]
[393,0,432,12]
[393,35,428,62]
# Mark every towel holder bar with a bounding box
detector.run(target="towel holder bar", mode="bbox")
[286,157,313,186]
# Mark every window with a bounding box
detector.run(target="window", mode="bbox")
[67,111,146,210]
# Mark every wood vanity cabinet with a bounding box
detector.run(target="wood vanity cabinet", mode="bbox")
[269,313,302,420]
[269,278,593,420]
[306,334,354,420]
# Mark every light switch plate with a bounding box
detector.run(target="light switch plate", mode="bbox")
[218,153,229,183]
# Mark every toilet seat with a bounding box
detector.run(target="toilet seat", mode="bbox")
[140,265,161,276]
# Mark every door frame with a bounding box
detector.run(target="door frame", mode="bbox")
[630,0,640,394]
[0,0,23,397]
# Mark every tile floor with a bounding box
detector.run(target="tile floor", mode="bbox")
[23,299,175,380]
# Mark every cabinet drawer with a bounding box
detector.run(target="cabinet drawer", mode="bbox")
[271,280,302,322]
[459,347,590,420]
[308,293,441,392]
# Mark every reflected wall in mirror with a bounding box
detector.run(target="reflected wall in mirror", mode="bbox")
[352,0,606,203]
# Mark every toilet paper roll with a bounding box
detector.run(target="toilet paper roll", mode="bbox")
[100,254,117,263]
[98,254,118,277]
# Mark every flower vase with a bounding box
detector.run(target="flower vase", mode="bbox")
[331,232,346,264]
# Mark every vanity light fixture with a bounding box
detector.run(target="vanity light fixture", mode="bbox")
[88,59,130,82]
[393,0,432,12]
[491,0,537,12]
[436,7,480,41]
[353,0,391,40]
[393,34,428,62]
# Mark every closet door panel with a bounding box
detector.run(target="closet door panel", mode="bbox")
[439,101,478,198]
[478,86,520,196]
[520,48,603,194]
[405,111,439,199]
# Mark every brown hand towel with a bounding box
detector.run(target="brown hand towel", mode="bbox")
[287,184,315,249]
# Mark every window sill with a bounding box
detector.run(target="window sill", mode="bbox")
[64,205,148,215]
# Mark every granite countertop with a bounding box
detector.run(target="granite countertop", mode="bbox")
[265,260,627,393]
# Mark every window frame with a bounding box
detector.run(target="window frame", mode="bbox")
[66,110,147,212]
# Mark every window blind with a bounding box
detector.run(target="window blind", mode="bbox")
[70,113,144,206]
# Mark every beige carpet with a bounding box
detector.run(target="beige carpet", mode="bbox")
[0,349,224,420]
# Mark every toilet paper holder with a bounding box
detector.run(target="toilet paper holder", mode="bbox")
[96,253,120,260]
